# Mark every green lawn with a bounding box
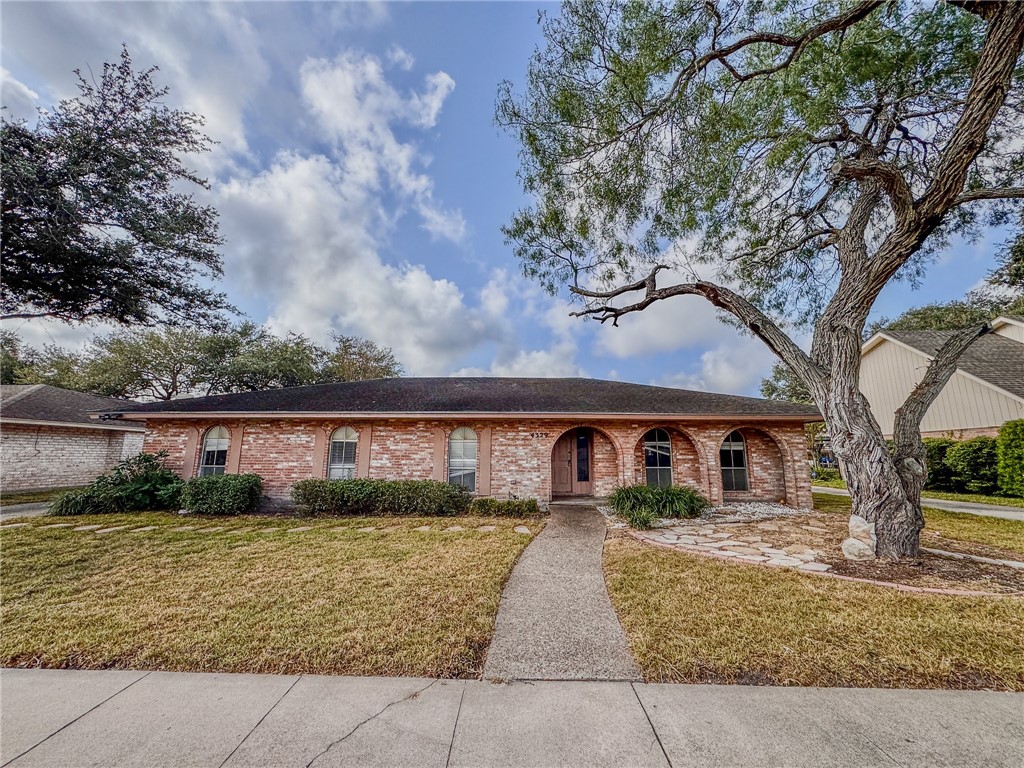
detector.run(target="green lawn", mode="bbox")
[0,513,541,678]
[604,536,1024,690]
[813,492,1024,555]
[812,480,1024,509]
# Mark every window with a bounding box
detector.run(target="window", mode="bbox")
[576,429,590,483]
[643,428,673,488]
[199,426,230,476]
[720,430,748,492]
[328,427,358,480]
[448,427,477,492]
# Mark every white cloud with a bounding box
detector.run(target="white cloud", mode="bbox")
[1,68,39,122]
[657,338,778,395]
[386,45,415,71]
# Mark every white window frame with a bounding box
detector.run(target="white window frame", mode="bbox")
[328,427,358,480]
[643,428,673,488]
[448,427,477,493]
[720,430,749,492]
[199,426,230,476]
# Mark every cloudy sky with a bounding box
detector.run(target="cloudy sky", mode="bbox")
[1,2,1008,395]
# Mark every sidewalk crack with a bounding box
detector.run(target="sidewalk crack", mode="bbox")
[445,682,467,767]
[218,675,302,768]
[305,679,438,768]
[630,682,673,768]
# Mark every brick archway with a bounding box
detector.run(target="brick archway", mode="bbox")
[629,426,709,496]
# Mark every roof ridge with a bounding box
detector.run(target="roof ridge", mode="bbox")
[1,383,44,407]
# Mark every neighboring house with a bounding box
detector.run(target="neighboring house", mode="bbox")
[1,385,145,493]
[860,315,1024,439]
[99,377,820,509]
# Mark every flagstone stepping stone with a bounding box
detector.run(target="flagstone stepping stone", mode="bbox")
[1,523,29,529]
[800,525,830,533]
[130,526,159,533]
[288,527,313,533]
[707,532,733,539]
[95,526,129,534]
[737,554,769,563]
[445,525,464,532]
[755,522,781,530]
[196,527,225,534]
[330,527,350,532]
[172,526,195,531]
[258,528,280,533]
[721,545,765,556]
[413,525,432,532]
[736,535,765,543]
[798,561,832,572]
[73,524,102,531]
[713,550,739,557]
[40,523,74,528]
[766,556,805,567]
[514,526,532,535]
[357,526,377,532]
[784,544,816,554]
[476,525,496,532]
[226,528,253,535]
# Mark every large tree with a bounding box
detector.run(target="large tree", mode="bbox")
[1,47,230,326]
[498,0,1024,557]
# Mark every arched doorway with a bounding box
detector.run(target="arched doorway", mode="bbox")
[551,427,593,496]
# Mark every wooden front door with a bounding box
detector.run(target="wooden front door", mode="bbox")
[551,429,593,496]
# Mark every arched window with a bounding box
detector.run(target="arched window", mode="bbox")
[448,427,477,492]
[720,431,748,492]
[329,427,358,480]
[643,429,673,488]
[199,426,230,476]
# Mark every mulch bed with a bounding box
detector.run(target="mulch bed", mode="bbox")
[820,552,1024,594]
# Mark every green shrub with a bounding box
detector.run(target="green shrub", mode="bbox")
[944,437,999,494]
[997,420,1024,498]
[810,466,841,482]
[922,438,958,491]
[608,484,711,529]
[469,497,542,517]
[290,478,471,517]
[181,474,263,516]
[47,451,182,516]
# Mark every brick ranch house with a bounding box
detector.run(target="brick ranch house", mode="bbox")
[98,378,820,509]
[1,385,145,493]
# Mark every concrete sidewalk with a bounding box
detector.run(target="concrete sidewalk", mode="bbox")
[813,486,1024,521]
[0,502,50,521]
[2,668,1021,767]
[482,503,640,681]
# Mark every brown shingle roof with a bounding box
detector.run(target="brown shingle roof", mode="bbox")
[107,377,820,419]
[1,385,144,429]
[885,331,1024,400]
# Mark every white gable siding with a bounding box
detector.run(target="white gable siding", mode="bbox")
[859,338,1024,437]
[993,318,1024,343]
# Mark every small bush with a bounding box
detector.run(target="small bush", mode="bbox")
[997,420,1024,498]
[181,474,263,516]
[944,437,999,494]
[291,478,471,517]
[48,451,182,516]
[922,438,958,491]
[810,466,841,482]
[469,497,542,517]
[608,484,711,529]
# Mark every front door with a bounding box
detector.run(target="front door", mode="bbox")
[551,429,593,496]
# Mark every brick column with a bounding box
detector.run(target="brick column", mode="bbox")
[312,427,329,478]
[432,428,446,481]
[478,426,492,496]
[226,424,245,474]
[182,425,201,479]
[357,426,373,478]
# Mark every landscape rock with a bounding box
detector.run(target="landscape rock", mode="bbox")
[841,536,875,560]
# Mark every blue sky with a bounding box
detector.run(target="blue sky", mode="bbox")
[1,2,1008,395]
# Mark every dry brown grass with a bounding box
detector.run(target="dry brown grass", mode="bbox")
[604,536,1024,690]
[813,492,1024,556]
[0,513,541,678]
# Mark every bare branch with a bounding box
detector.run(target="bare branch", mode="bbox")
[953,187,1024,205]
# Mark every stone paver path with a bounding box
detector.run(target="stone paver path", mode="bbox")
[631,518,834,572]
[483,503,640,682]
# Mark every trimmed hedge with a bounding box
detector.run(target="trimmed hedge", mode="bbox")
[997,420,1024,498]
[469,497,542,517]
[181,474,263,516]
[291,478,471,517]
[50,452,182,516]
[922,438,958,491]
[944,437,999,495]
[608,484,711,530]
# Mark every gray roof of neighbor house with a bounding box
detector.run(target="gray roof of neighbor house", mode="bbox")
[103,377,820,420]
[885,330,1024,400]
[1,385,145,430]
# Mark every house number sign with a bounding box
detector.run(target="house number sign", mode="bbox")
[529,432,550,438]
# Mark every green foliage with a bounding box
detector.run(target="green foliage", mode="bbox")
[48,451,182,516]
[180,474,263,516]
[760,362,814,404]
[922,438,958,491]
[1,46,229,327]
[291,479,471,517]
[944,437,999,494]
[608,484,711,529]
[468,497,543,517]
[996,420,1024,498]
[810,466,841,483]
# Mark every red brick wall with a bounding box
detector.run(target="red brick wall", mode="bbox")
[142,417,813,509]
[724,428,787,504]
[2,424,144,492]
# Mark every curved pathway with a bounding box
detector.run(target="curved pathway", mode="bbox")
[483,503,640,681]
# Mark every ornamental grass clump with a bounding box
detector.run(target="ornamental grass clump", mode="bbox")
[50,452,182,516]
[608,484,711,530]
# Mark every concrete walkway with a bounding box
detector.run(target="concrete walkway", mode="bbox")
[2,668,1022,767]
[0,502,50,521]
[813,486,1024,522]
[482,503,640,681]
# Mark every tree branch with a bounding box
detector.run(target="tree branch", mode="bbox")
[954,187,1024,205]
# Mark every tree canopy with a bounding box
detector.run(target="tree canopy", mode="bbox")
[1,47,230,327]
[8,326,404,400]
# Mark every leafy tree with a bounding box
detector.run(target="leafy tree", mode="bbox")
[1,47,230,326]
[498,0,1024,557]
[321,334,404,381]
[0,330,35,384]
[760,362,813,404]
